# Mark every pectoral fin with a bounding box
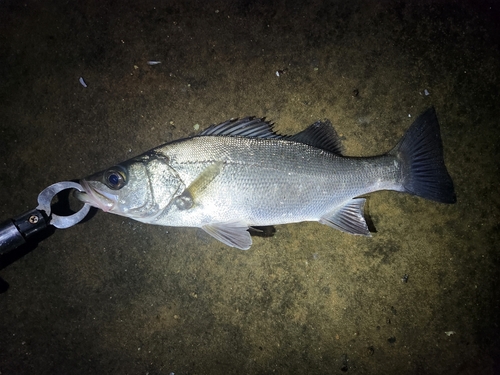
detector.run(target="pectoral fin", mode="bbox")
[202,221,252,250]
[320,198,371,236]
[174,162,223,210]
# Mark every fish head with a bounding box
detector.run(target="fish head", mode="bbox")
[76,154,183,221]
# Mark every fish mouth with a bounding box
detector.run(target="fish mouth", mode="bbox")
[75,180,117,213]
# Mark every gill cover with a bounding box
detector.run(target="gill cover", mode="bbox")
[79,153,184,221]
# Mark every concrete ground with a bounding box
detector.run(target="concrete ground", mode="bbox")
[0,0,499,374]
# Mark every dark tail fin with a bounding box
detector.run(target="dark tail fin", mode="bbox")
[390,108,456,204]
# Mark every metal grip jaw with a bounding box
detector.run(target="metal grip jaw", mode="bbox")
[36,181,91,229]
[0,181,91,255]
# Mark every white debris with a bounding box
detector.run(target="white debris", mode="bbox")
[79,77,87,88]
[445,331,456,336]
[147,61,161,65]
[275,70,280,77]
[424,88,430,96]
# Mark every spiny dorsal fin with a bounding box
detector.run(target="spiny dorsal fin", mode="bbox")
[200,117,343,155]
[200,117,282,138]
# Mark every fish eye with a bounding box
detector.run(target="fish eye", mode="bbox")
[104,167,127,190]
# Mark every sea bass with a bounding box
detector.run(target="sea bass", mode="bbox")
[76,108,456,250]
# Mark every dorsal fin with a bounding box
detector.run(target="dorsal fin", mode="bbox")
[199,117,343,155]
[286,120,343,155]
[200,117,282,138]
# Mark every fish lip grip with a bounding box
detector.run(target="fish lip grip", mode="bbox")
[0,181,91,256]
[37,181,91,229]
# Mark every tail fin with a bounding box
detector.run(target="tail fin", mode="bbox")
[390,108,456,204]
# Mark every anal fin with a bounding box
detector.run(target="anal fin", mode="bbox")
[319,198,371,236]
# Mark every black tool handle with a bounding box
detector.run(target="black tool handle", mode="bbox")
[0,209,49,255]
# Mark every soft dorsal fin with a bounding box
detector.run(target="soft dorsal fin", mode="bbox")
[200,117,282,138]
[286,120,343,155]
[200,117,343,155]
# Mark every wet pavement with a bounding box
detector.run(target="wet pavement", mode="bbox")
[0,1,499,374]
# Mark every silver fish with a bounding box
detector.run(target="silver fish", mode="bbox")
[76,108,455,250]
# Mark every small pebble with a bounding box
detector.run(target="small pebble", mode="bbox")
[424,88,430,96]
[79,77,87,88]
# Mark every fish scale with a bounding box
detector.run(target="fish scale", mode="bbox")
[158,136,398,225]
